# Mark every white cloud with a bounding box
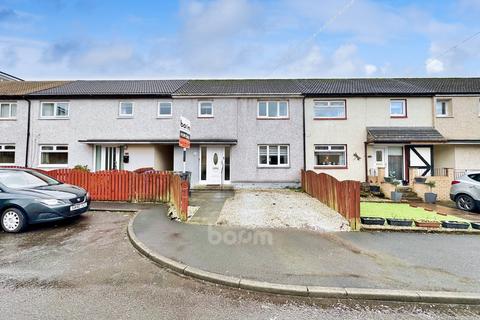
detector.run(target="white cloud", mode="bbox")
[364,64,377,76]
[425,58,444,74]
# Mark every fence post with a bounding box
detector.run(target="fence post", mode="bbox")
[180,181,189,221]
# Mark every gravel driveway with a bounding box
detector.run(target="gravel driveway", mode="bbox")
[217,190,350,232]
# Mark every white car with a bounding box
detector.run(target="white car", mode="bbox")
[450,171,480,212]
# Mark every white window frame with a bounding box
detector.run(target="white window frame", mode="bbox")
[198,101,213,118]
[158,101,173,118]
[257,145,289,167]
[435,99,451,117]
[313,100,346,119]
[390,99,407,117]
[40,102,70,119]
[118,101,134,118]
[39,145,69,168]
[0,102,17,120]
[0,144,15,165]
[314,144,347,168]
[257,101,289,119]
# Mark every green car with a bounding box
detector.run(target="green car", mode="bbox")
[0,169,90,233]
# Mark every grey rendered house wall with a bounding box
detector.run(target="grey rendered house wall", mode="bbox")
[0,99,28,166]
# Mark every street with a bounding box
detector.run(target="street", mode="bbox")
[1,211,479,319]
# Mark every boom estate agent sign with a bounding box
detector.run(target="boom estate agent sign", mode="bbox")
[179,116,191,149]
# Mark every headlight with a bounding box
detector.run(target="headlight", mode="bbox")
[38,199,66,206]
[86,192,91,199]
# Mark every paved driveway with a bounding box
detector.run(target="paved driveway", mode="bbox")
[1,210,479,319]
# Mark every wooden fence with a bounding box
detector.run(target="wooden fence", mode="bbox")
[2,168,189,221]
[301,170,360,230]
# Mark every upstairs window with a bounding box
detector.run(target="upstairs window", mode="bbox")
[119,102,134,117]
[0,103,17,119]
[39,145,68,167]
[436,99,451,117]
[314,145,347,168]
[258,145,289,167]
[158,102,172,117]
[257,101,288,119]
[0,145,15,164]
[390,99,407,118]
[314,100,346,119]
[198,101,213,117]
[41,102,69,119]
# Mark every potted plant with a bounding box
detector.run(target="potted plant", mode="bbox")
[414,176,427,183]
[424,181,437,204]
[386,218,413,227]
[384,169,396,183]
[390,180,403,202]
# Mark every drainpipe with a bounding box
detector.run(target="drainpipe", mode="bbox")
[24,97,32,168]
[364,142,368,182]
[302,96,306,171]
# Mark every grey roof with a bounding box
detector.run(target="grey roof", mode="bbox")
[297,78,434,95]
[173,79,303,96]
[367,127,446,143]
[397,78,480,94]
[32,80,188,96]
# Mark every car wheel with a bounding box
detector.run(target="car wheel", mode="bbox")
[456,195,476,212]
[1,208,27,233]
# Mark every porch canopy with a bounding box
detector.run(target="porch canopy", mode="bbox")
[78,139,238,145]
[367,127,446,144]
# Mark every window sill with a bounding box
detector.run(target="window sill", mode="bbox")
[257,165,290,169]
[390,116,407,119]
[436,115,454,118]
[0,118,17,121]
[256,117,290,120]
[157,116,173,119]
[313,117,347,120]
[117,116,134,119]
[198,115,214,119]
[314,166,348,169]
[39,117,70,120]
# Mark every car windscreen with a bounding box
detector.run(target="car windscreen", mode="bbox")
[0,170,60,189]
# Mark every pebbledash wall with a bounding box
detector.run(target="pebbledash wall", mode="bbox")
[20,96,304,187]
[0,99,28,166]
[304,96,434,182]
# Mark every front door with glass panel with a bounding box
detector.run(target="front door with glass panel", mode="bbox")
[206,147,224,185]
[95,145,122,171]
[387,146,403,180]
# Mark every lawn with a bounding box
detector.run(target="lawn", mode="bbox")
[360,202,469,222]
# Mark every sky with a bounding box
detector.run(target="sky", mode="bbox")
[0,0,480,80]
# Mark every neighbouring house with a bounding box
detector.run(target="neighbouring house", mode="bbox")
[0,78,479,188]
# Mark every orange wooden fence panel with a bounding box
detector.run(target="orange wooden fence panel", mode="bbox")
[301,170,360,230]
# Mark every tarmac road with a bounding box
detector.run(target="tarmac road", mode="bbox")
[0,211,479,320]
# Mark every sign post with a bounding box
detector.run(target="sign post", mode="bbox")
[179,116,191,174]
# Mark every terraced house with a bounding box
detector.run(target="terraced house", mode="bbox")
[0,78,479,188]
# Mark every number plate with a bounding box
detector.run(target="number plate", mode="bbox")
[70,202,88,211]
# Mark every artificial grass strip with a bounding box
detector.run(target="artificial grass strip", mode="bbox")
[360,202,469,222]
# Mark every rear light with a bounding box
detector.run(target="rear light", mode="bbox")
[451,180,461,185]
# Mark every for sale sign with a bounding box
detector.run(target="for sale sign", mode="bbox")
[179,116,191,149]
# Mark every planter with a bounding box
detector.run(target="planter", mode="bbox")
[414,220,441,228]
[409,204,418,208]
[471,222,480,230]
[384,177,393,183]
[370,185,381,193]
[386,218,413,227]
[391,191,403,202]
[424,192,437,204]
[415,177,427,184]
[361,217,386,226]
[441,221,470,230]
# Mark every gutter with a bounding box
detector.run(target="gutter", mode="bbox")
[302,96,306,171]
[24,97,31,167]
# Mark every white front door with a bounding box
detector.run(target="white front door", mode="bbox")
[206,146,224,185]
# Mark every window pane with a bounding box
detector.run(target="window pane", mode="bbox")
[258,102,267,117]
[390,101,405,115]
[267,102,277,117]
[314,101,345,118]
[120,102,133,115]
[41,146,54,151]
[279,102,288,117]
[259,146,268,164]
[331,145,345,151]
[56,146,68,151]
[56,103,69,117]
[315,145,329,151]
[159,103,172,115]
[4,145,15,150]
[315,152,345,166]
[11,104,17,117]
[376,150,383,162]
[201,147,207,180]
[42,103,55,117]
[0,151,15,164]
[0,104,9,118]
[268,146,278,165]
[41,152,68,165]
[200,102,212,115]
[224,147,230,181]
[279,146,288,164]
